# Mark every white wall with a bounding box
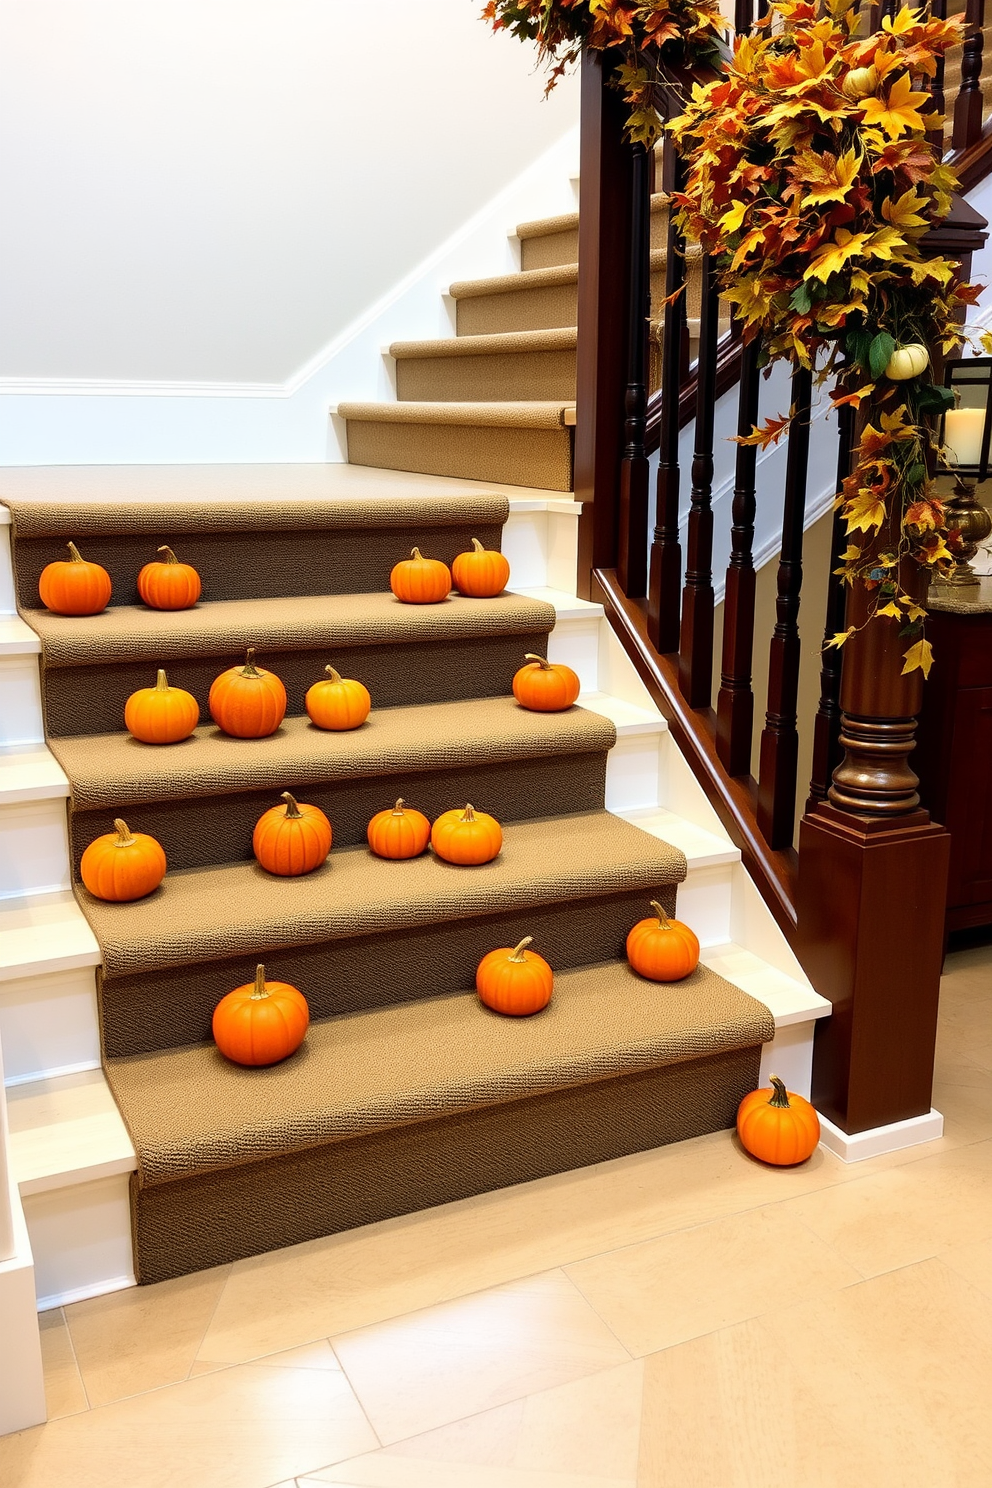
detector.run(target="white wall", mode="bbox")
[0,0,578,463]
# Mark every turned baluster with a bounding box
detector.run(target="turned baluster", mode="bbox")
[716,336,762,775]
[756,363,813,849]
[806,397,855,814]
[617,140,652,599]
[953,0,985,152]
[678,254,720,706]
[647,143,687,653]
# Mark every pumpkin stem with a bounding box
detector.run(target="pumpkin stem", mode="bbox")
[524,653,551,670]
[155,669,170,692]
[508,936,533,962]
[157,546,179,564]
[281,792,302,819]
[650,899,671,930]
[66,541,84,563]
[251,964,270,1000]
[392,798,406,814]
[410,547,423,561]
[461,803,477,822]
[471,537,485,553]
[241,647,262,677]
[324,665,342,684]
[112,818,136,847]
[768,1075,792,1109]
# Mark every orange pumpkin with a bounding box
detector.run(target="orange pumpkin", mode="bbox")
[390,547,452,603]
[431,803,503,865]
[737,1076,821,1166]
[367,797,432,860]
[212,963,309,1067]
[476,936,553,1016]
[512,653,580,712]
[452,537,511,598]
[626,900,700,982]
[209,648,287,738]
[80,818,167,902]
[124,668,200,744]
[38,542,112,616]
[252,791,332,876]
[305,665,371,731]
[137,545,202,610]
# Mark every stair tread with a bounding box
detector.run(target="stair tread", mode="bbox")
[450,247,680,302]
[24,589,557,670]
[0,890,100,981]
[700,942,830,1028]
[7,1067,136,1195]
[337,401,574,429]
[55,696,617,812]
[390,328,577,361]
[515,193,668,241]
[0,489,510,540]
[82,810,687,983]
[107,958,774,1188]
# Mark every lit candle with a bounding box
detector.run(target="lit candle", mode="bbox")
[944,407,987,467]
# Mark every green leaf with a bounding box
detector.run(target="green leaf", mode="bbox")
[916,383,955,413]
[845,329,873,372]
[905,462,927,485]
[790,284,812,315]
[869,332,896,382]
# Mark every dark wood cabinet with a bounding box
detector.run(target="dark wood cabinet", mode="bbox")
[916,579,992,933]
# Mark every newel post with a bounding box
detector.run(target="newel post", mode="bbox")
[798,200,988,1138]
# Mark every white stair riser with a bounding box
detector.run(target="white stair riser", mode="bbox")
[1,968,101,1087]
[23,1173,134,1312]
[0,657,44,747]
[0,521,16,612]
[680,863,734,947]
[0,800,71,900]
[502,504,579,592]
[604,731,665,814]
[546,614,600,691]
[758,1019,815,1102]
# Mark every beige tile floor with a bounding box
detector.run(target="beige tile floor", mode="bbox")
[2,940,989,1487]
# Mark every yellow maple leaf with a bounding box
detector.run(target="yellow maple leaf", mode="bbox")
[877,600,903,618]
[808,228,871,281]
[844,490,887,532]
[901,638,934,678]
[883,5,923,37]
[825,628,856,649]
[794,147,863,207]
[902,600,927,622]
[865,226,908,261]
[720,200,749,234]
[861,73,932,139]
[881,187,929,229]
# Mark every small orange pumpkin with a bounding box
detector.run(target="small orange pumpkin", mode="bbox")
[367,797,432,860]
[431,803,503,865]
[124,668,200,744]
[38,542,112,616]
[208,648,287,738]
[137,545,202,610]
[80,818,167,901]
[252,791,332,876]
[737,1075,821,1166]
[390,547,452,603]
[512,653,580,712]
[452,537,511,598]
[212,963,309,1067]
[626,900,700,982]
[476,936,553,1016]
[305,665,371,731]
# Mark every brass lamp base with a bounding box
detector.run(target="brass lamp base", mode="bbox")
[937,479,992,586]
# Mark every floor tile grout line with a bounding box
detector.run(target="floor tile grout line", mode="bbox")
[57,1304,94,1415]
[182,1263,237,1382]
[326,1335,385,1454]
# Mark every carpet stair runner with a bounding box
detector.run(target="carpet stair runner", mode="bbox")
[4,489,775,1285]
[337,193,709,489]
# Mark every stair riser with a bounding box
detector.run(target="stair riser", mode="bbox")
[456,267,680,337]
[130,1040,761,1284]
[502,505,580,593]
[0,800,70,900]
[0,967,101,1087]
[519,229,579,270]
[395,348,576,403]
[99,883,679,1059]
[22,1175,134,1311]
[42,631,552,739]
[346,420,573,493]
[758,1018,815,1102]
[0,656,44,746]
[10,521,506,612]
[69,748,609,876]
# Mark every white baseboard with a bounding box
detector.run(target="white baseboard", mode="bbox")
[817,1107,944,1163]
[36,1272,136,1314]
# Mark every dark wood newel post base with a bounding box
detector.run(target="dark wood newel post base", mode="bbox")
[827,714,922,815]
[799,803,950,1135]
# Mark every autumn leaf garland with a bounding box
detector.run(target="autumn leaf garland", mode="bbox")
[482,0,725,144]
[669,0,981,675]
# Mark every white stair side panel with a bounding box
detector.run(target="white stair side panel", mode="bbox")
[596,622,658,712]
[0,799,71,900]
[729,861,813,986]
[0,654,45,746]
[0,1180,46,1430]
[24,1174,135,1311]
[758,1019,817,1101]
[1,967,102,1086]
[544,503,580,593]
[0,511,16,614]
